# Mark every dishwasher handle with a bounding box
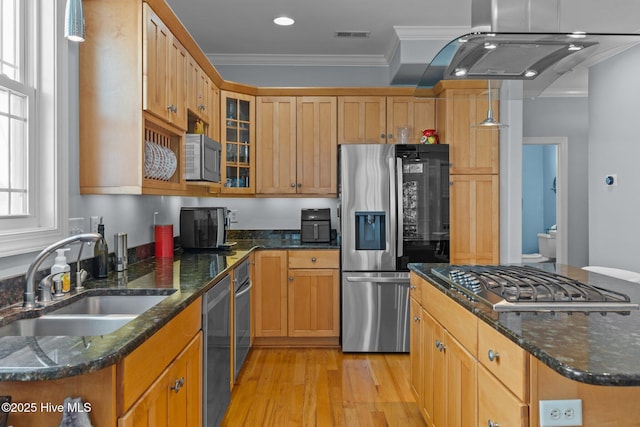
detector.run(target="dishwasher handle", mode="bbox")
[345,276,410,284]
[235,281,252,298]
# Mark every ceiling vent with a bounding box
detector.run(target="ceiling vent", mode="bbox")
[334,31,371,39]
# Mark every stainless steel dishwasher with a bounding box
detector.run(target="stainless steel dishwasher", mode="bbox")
[202,274,231,427]
[233,258,251,381]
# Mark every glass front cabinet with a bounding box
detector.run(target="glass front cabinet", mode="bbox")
[221,91,255,194]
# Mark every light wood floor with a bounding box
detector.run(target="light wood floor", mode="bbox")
[221,348,426,427]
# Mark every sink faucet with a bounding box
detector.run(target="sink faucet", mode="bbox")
[24,233,104,309]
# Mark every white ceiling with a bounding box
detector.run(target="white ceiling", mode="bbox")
[164,0,640,93]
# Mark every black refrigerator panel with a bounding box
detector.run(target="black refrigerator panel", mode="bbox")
[396,144,450,269]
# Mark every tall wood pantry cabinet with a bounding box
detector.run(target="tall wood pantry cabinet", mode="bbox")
[435,81,500,264]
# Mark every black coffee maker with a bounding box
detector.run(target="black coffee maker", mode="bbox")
[300,209,331,243]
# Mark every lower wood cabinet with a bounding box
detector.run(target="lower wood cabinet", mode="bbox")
[253,249,339,346]
[119,332,202,427]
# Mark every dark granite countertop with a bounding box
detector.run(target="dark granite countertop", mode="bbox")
[0,238,339,381]
[409,263,640,386]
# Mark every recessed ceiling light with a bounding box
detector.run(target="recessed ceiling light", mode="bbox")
[274,16,294,26]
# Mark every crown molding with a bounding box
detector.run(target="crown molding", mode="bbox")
[208,53,389,67]
[393,25,473,41]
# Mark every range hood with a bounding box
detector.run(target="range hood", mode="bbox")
[416,0,640,98]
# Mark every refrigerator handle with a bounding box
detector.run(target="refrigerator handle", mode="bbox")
[396,158,404,258]
[388,157,398,258]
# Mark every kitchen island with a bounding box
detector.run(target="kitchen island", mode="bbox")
[409,262,640,427]
[0,235,339,425]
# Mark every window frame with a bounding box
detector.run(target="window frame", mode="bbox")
[0,0,70,257]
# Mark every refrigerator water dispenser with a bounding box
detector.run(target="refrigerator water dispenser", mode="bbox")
[355,211,386,250]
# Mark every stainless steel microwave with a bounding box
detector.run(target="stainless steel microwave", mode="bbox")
[184,134,221,182]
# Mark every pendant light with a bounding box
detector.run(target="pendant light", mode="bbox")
[472,80,508,128]
[65,0,85,42]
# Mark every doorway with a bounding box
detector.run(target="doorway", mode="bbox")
[522,137,568,264]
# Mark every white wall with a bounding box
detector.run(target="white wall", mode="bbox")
[523,97,589,267]
[588,44,640,270]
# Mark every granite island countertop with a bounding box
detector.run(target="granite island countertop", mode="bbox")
[0,238,339,381]
[409,262,640,386]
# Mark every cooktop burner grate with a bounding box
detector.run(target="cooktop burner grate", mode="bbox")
[431,265,639,313]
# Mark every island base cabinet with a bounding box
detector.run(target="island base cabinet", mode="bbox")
[118,332,202,427]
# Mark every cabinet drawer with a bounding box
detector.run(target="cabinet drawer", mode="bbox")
[423,281,477,357]
[409,274,424,306]
[288,250,339,269]
[478,365,528,427]
[478,320,528,401]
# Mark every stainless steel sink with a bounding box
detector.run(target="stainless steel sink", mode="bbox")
[0,293,174,336]
[0,315,136,336]
[50,295,170,315]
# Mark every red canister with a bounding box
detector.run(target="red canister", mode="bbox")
[154,224,174,258]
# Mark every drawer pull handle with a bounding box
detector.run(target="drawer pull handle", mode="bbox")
[170,377,185,393]
[311,257,317,262]
[435,339,445,352]
[488,420,499,427]
[488,349,500,362]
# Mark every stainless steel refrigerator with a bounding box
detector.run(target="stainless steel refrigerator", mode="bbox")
[339,143,450,352]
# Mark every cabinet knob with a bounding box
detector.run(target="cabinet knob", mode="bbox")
[198,104,206,111]
[311,257,317,262]
[297,183,302,188]
[167,104,177,113]
[488,420,500,427]
[380,133,386,139]
[413,316,421,322]
[388,133,393,139]
[289,276,294,282]
[487,349,500,362]
[170,377,185,393]
[291,183,296,188]
[409,285,417,290]
[435,339,446,352]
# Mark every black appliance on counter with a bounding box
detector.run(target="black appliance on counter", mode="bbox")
[301,209,331,243]
[180,207,228,249]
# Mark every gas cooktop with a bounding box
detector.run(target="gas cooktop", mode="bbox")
[431,265,639,313]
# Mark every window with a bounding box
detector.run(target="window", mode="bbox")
[0,0,69,257]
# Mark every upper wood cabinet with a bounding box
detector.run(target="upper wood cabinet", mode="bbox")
[436,85,500,174]
[257,96,337,195]
[338,96,436,144]
[80,0,187,195]
[143,4,187,131]
[221,90,255,194]
[186,55,215,127]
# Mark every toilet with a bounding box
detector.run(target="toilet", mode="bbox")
[522,226,556,263]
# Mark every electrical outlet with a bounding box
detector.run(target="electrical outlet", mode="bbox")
[539,399,582,426]
[90,216,100,233]
[68,217,84,235]
[228,210,239,223]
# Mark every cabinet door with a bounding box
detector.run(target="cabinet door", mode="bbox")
[424,309,445,427]
[297,96,337,195]
[287,269,339,337]
[256,97,297,194]
[197,72,212,124]
[119,333,202,427]
[186,55,199,116]
[409,297,424,406]
[253,250,288,337]
[444,330,478,427]
[168,34,187,130]
[221,91,255,194]
[386,97,436,144]
[209,83,220,140]
[449,174,500,264]
[436,88,499,174]
[338,96,386,144]
[143,5,170,121]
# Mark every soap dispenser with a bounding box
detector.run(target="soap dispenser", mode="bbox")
[51,248,71,293]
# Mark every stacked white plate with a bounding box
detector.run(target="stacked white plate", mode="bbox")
[144,141,177,181]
